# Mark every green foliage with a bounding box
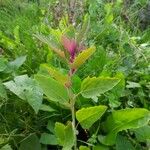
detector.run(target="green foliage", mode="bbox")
[76,105,107,129]
[54,122,75,150]
[81,76,120,101]
[19,134,41,150]
[0,0,150,149]
[99,108,150,145]
[4,75,43,113]
[35,74,69,106]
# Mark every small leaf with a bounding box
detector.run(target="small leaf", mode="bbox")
[4,75,43,114]
[79,146,90,150]
[35,74,69,105]
[40,133,57,145]
[35,34,65,58]
[71,46,96,69]
[76,105,107,129]
[41,64,68,85]
[81,77,120,100]
[19,134,41,150]
[0,80,7,99]
[126,81,141,88]
[39,104,56,112]
[55,122,75,150]
[77,14,90,43]
[0,57,7,72]
[5,56,26,73]
[99,108,150,145]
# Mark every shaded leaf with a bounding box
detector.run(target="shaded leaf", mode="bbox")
[40,133,57,145]
[5,56,26,73]
[76,105,107,129]
[4,75,43,114]
[55,122,75,150]
[0,144,12,150]
[0,80,7,99]
[19,134,41,150]
[116,135,135,150]
[133,125,150,142]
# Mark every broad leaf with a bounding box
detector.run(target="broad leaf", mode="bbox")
[71,46,96,69]
[81,77,120,100]
[19,134,41,150]
[40,133,57,145]
[76,105,107,129]
[35,75,69,105]
[116,135,135,150]
[4,75,43,114]
[99,108,150,145]
[0,144,12,150]
[40,64,68,85]
[55,122,75,150]
[133,125,150,142]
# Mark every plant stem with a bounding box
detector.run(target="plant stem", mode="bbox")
[68,69,77,150]
[71,99,77,150]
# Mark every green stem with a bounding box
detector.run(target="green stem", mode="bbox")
[71,99,77,150]
[68,69,77,150]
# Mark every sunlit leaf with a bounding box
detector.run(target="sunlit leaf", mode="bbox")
[76,105,107,129]
[71,46,96,69]
[98,108,150,145]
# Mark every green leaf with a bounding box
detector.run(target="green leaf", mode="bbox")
[93,144,109,150]
[0,57,7,72]
[77,14,90,43]
[40,133,57,145]
[19,134,41,150]
[40,64,68,85]
[76,105,107,129]
[116,135,135,150]
[5,56,26,73]
[0,144,12,150]
[71,46,96,69]
[126,81,141,88]
[81,77,120,100]
[39,104,56,112]
[133,125,150,142]
[99,108,150,145]
[35,34,65,58]
[79,146,90,150]
[55,122,75,150]
[4,75,43,114]
[0,80,7,99]
[35,74,69,106]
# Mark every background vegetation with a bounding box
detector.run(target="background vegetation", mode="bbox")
[0,0,150,149]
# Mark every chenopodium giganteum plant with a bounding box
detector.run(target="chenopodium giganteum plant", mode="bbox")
[35,17,150,150]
